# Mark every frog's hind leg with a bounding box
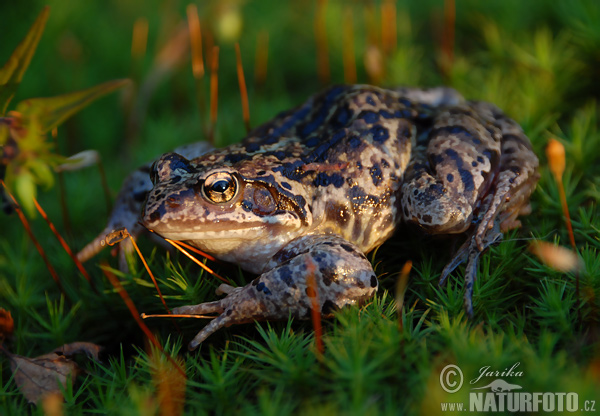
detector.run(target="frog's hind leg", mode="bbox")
[172,235,378,350]
[439,219,502,316]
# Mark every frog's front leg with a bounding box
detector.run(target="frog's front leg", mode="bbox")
[173,235,378,350]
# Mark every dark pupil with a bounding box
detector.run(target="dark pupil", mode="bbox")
[211,180,230,193]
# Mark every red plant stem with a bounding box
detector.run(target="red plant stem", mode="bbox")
[164,239,229,284]
[1,180,67,298]
[33,198,97,293]
[305,257,324,356]
[209,46,219,144]
[102,265,185,377]
[235,43,251,133]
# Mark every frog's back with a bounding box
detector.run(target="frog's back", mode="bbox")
[204,85,462,253]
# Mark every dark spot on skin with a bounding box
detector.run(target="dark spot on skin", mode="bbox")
[149,210,161,223]
[245,142,260,152]
[340,243,355,254]
[251,278,259,286]
[257,170,266,176]
[473,138,482,145]
[227,309,233,316]
[271,105,311,138]
[459,168,475,192]
[398,98,412,107]
[472,161,478,167]
[360,111,379,124]
[278,266,294,286]
[326,202,350,226]
[303,130,347,164]
[370,164,383,186]
[321,300,338,315]
[169,175,181,184]
[263,135,279,144]
[509,177,515,184]
[370,275,378,288]
[314,172,345,188]
[447,173,454,183]
[273,161,308,181]
[431,125,473,139]
[413,189,419,196]
[403,205,410,217]
[397,125,411,139]
[224,153,245,163]
[432,154,444,164]
[370,125,389,143]
[510,166,521,175]
[241,200,253,211]
[482,149,493,160]
[281,182,292,190]
[445,148,459,160]
[394,109,413,118]
[333,105,352,127]
[366,96,376,106]
[322,242,334,246]
[477,156,484,163]
[380,110,393,119]
[349,136,361,148]
[320,267,339,286]
[422,214,432,223]
[504,147,516,154]
[381,159,390,168]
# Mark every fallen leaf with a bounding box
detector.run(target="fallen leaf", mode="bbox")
[7,351,81,404]
[53,342,103,361]
[4,341,103,404]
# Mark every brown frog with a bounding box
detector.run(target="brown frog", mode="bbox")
[79,85,539,350]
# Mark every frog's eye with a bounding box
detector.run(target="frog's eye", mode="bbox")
[202,172,238,203]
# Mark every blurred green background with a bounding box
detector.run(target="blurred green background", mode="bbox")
[1,0,599,414]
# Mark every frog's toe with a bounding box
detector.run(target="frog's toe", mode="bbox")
[173,286,273,350]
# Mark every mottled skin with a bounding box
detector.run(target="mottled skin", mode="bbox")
[78,85,539,350]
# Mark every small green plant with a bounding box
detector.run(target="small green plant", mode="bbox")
[0,7,128,215]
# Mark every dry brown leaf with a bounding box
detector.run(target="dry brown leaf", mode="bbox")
[0,308,14,339]
[53,342,103,361]
[5,341,103,404]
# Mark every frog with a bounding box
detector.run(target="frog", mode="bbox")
[78,84,539,350]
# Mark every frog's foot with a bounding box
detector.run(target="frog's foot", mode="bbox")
[173,234,378,350]
[439,222,502,316]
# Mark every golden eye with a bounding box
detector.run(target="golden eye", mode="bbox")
[202,172,237,203]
